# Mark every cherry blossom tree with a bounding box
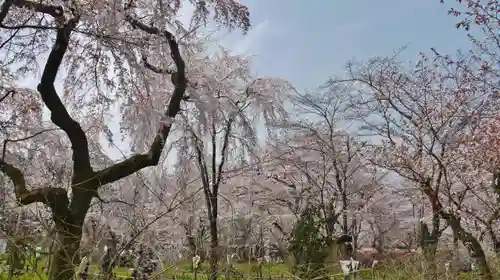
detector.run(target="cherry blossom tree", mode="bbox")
[171,162,209,263]
[0,0,252,279]
[336,51,496,279]
[435,0,500,260]
[261,87,383,249]
[160,49,291,280]
[439,0,499,84]
[363,191,405,253]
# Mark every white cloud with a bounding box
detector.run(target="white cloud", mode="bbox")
[231,19,269,55]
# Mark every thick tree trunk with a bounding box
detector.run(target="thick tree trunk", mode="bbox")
[424,186,492,279]
[447,219,491,280]
[451,230,460,278]
[49,190,92,280]
[49,230,82,280]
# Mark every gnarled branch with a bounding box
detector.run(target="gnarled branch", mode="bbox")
[37,16,93,175]
[5,0,92,176]
[12,0,65,19]
[0,0,66,30]
[142,55,194,95]
[142,56,173,74]
[93,15,187,186]
[0,159,69,215]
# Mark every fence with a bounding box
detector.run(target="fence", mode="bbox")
[89,268,377,280]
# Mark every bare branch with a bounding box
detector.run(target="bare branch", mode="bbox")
[2,128,59,160]
[0,90,14,104]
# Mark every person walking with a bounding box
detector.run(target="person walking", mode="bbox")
[78,256,90,280]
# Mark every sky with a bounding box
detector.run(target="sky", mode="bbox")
[98,0,476,160]
[17,0,472,161]
[220,0,472,92]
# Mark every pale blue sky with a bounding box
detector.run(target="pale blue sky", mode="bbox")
[107,0,473,160]
[222,0,471,91]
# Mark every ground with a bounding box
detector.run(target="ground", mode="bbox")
[0,255,498,279]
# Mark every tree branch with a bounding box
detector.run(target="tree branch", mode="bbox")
[0,89,14,104]
[142,55,194,96]
[0,159,69,214]
[15,0,93,177]
[142,56,174,74]
[0,0,15,24]
[93,16,187,186]
[12,0,65,20]
[2,128,59,160]
[215,114,237,186]
[36,17,93,176]
[0,0,67,30]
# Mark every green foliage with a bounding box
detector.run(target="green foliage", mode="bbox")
[2,260,500,280]
[288,205,330,280]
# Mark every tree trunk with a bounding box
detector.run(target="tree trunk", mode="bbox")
[341,193,348,235]
[49,190,92,280]
[203,185,219,280]
[49,230,82,280]
[451,228,460,278]
[447,218,492,280]
[420,221,438,279]
[209,206,219,280]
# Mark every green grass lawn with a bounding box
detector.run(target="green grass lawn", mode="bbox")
[0,257,497,280]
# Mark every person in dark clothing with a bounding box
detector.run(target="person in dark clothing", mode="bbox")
[142,248,156,279]
[132,248,144,280]
[78,256,90,280]
[100,246,113,279]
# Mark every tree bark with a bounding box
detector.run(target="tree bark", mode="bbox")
[447,217,491,279]
[48,190,92,280]
[0,2,187,280]
[48,231,81,280]
[422,181,492,280]
[450,222,461,278]
[208,196,219,280]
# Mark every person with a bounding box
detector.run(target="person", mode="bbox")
[34,245,42,272]
[78,256,90,280]
[100,246,113,279]
[144,248,157,278]
[132,247,144,280]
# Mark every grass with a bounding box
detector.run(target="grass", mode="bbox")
[2,257,500,279]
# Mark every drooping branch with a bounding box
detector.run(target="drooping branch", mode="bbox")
[2,128,59,160]
[93,16,187,186]
[0,159,69,214]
